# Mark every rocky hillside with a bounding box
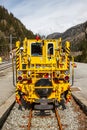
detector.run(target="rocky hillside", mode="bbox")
[0,6,35,59]
[47,21,87,63]
[47,21,87,51]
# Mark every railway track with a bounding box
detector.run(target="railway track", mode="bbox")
[0,62,12,71]
[27,108,62,130]
[1,97,87,130]
[27,108,32,130]
[55,108,62,130]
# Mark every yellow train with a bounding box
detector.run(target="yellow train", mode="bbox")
[13,37,72,110]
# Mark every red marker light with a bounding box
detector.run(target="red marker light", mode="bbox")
[65,76,69,81]
[18,76,22,81]
[36,35,40,41]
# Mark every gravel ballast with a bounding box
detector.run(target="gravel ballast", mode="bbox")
[2,98,87,130]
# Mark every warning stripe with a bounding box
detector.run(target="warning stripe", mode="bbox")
[67,58,69,62]
[16,47,20,70]
[66,47,70,50]
[67,64,69,68]
[67,57,70,68]
[16,48,19,52]
[16,59,19,62]
[67,58,70,68]
[16,59,19,69]
[66,50,70,54]
[66,47,70,69]
[66,48,70,54]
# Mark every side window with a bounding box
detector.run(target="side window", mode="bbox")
[48,43,54,55]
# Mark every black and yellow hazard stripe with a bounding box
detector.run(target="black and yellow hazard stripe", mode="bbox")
[66,47,70,54]
[67,56,70,68]
[66,47,70,69]
[16,47,20,70]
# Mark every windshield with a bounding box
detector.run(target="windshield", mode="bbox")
[31,43,42,56]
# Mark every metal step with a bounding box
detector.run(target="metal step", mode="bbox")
[34,104,53,110]
[35,98,53,103]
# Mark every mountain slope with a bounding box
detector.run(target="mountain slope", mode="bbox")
[47,21,87,62]
[0,6,35,59]
[47,21,87,51]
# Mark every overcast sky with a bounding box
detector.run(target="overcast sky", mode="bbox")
[0,0,87,35]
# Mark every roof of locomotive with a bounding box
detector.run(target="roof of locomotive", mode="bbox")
[24,38,62,45]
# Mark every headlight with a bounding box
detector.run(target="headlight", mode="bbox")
[65,70,69,75]
[17,70,23,75]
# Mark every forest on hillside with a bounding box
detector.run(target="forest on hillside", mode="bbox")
[0,6,35,60]
[75,39,87,63]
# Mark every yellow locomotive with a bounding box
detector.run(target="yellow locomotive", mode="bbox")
[13,37,72,110]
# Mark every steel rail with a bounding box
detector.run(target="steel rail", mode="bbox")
[0,61,10,65]
[55,108,63,130]
[27,108,32,130]
[0,63,12,71]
